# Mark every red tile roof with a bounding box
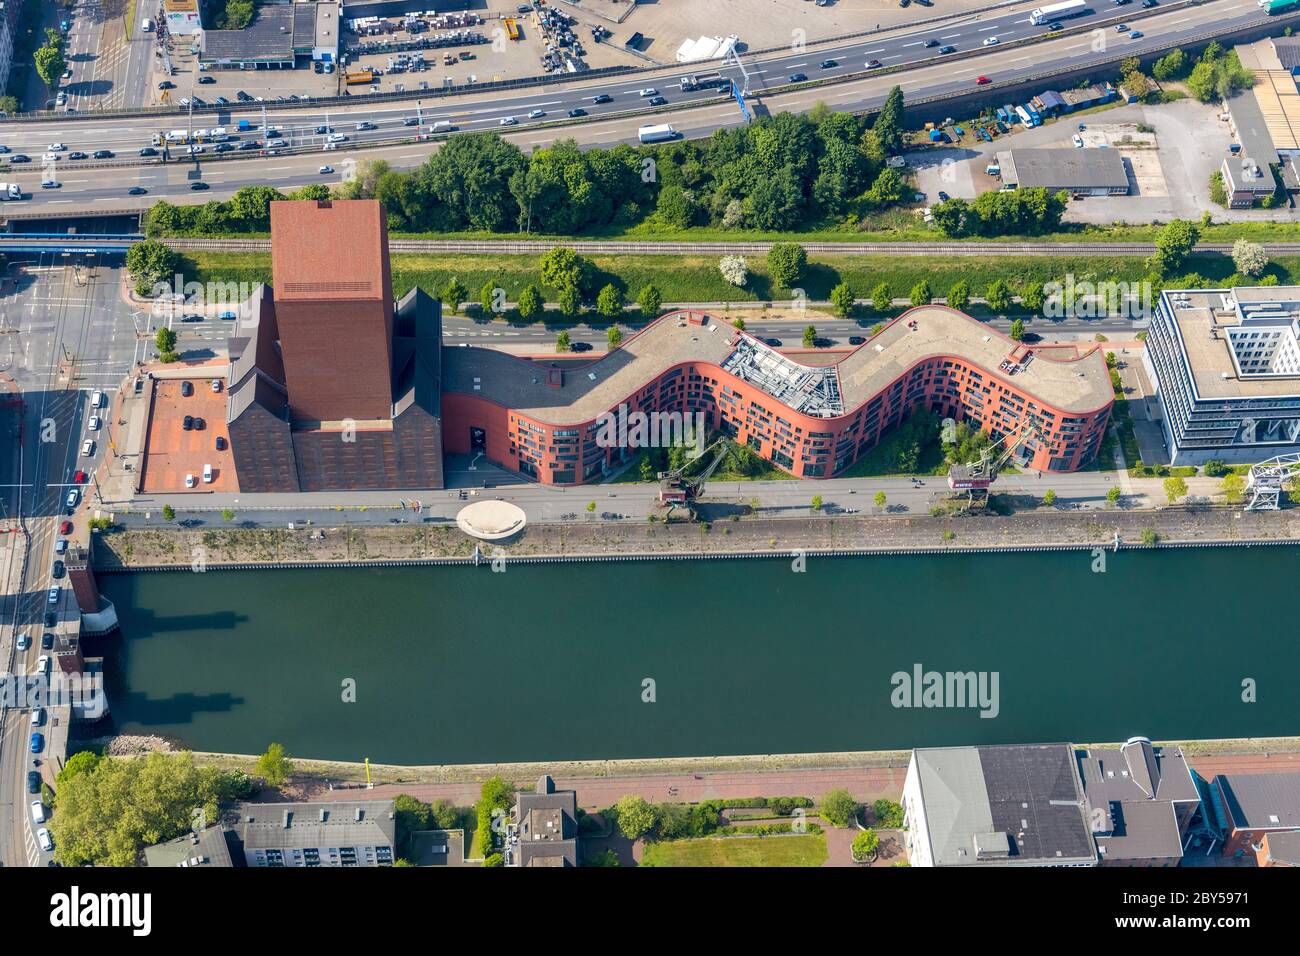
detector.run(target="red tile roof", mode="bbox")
[269,200,387,302]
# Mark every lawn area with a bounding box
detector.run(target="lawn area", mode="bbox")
[184,251,1275,309]
[639,833,828,867]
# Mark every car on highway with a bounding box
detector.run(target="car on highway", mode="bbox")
[1129,30,1144,38]
[30,733,44,754]
[187,144,204,154]
[42,152,60,163]
[73,469,87,484]
[59,519,73,535]
[765,338,782,347]
[866,59,882,69]
[788,72,807,82]
[47,142,66,151]
[238,141,259,151]
[180,313,204,323]
[1047,20,1063,29]
[65,489,79,511]
[27,772,40,795]
[16,633,29,651]
[315,125,333,134]
[42,610,56,628]
[924,39,939,48]
[87,415,100,431]
[819,59,838,69]
[80,440,94,458]
[570,341,593,352]
[568,108,587,117]
[9,153,29,162]
[648,96,667,107]
[939,45,956,54]
[198,74,215,84]
[1141,0,1157,6]
[983,36,999,46]
[355,121,376,130]
[214,143,234,153]
[37,829,53,853]
[190,181,210,191]
[266,138,286,148]
[976,75,991,85]
[1115,23,1129,31]
[499,116,518,126]
[31,708,44,728]
[41,633,53,650]
[528,108,546,118]
[593,94,613,104]
[319,165,333,174]
[51,560,65,579]
[403,116,419,126]
[848,335,866,345]
[67,150,87,160]
[138,147,158,157]
[41,180,61,189]
[639,88,658,97]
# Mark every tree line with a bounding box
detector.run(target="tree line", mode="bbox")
[144,89,915,237]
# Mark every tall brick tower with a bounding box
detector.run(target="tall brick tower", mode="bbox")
[268,200,395,423]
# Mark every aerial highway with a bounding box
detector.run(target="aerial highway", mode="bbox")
[0,0,1281,212]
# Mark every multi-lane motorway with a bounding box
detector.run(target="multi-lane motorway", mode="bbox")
[0,0,1281,211]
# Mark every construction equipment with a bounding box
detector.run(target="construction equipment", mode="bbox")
[658,438,730,518]
[1243,453,1300,511]
[947,419,1042,508]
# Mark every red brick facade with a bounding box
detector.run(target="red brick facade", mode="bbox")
[443,309,1113,486]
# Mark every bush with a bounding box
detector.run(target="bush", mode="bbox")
[851,829,880,862]
[873,799,905,828]
[820,788,858,828]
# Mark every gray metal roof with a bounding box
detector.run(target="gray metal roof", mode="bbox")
[997,148,1129,190]
[1217,772,1300,830]
[202,5,296,61]
[1225,90,1282,170]
[1271,37,1300,71]
[142,826,234,868]
[1265,830,1300,866]
[915,744,1097,867]
[239,799,396,851]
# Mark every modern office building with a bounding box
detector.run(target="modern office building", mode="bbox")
[442,307,1112,484]
[225,199,444,492]
[1143,286,1300,465]
[901,744,1098,867]
[238,800,396,867]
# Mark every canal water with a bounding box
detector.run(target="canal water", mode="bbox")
[94,549,1298,765]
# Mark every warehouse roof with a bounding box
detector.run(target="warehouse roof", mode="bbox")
[996,148,1129,190]
[202,4,296,61]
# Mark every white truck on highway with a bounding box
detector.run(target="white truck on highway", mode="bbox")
[638,124,679,144]
[0,183,23,201]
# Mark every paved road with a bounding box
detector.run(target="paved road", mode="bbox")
[0,0,1275,210]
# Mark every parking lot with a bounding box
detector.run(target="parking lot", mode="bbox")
[139,375,237,494]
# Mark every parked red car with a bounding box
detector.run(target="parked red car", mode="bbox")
[73,470,86,483]
[59,520,72,535]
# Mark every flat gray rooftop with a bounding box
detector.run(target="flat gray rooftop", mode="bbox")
[998,148,1129,190]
